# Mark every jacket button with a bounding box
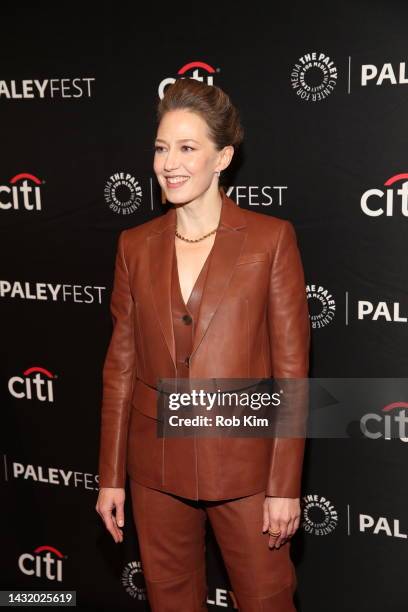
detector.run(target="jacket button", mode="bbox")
[182,314,193,325]
[184,356,190,367]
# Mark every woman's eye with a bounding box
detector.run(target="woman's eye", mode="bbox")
[154,145,194,152]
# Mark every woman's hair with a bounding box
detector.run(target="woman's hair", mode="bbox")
[156,79,244,151]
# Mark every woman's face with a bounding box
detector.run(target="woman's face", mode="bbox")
[154,108,231,204]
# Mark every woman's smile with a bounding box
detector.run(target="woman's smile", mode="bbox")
[165,175,191,188]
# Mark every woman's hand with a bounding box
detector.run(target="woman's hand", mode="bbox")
[262,496,301,549]
[95,487,126,543]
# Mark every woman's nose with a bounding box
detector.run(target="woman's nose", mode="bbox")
[163,150,180,172]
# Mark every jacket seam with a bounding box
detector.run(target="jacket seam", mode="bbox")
[119,230,138,482]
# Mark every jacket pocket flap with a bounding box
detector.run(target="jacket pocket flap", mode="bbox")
[236,252,269,265]
[131,379,162,421]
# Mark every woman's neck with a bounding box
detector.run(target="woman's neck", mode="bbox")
[174,185,223,239]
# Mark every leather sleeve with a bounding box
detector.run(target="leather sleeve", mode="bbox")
[265,220,310,498]
[98,230,136,488]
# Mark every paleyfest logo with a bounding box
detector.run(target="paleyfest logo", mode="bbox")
[158,61,218,99]
[361,61,408,87]
[291,51,338,101]
[0,77,95,100]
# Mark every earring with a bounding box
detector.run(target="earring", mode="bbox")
[216,171,221,177]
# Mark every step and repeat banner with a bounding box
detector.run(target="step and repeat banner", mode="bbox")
[1,2,407,610]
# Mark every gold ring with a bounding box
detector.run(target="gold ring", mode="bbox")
[268,529,281,537]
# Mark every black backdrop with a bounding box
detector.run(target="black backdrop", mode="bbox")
[2,2,408,610]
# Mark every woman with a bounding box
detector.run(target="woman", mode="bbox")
[96,78,310,611]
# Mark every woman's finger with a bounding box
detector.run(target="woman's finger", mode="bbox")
[111,514,124,543]
[114,502,125,528]
[267,517,283,548]
[272,521,288,548]
[262,502,270,532]
[285,517,296,538]
[102,509,121,543]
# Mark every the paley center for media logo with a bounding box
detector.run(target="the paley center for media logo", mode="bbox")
[291,51,338,101]
[104,172,143,215]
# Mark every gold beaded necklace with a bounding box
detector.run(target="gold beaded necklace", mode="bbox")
[175,226,218,243]
[175,190,222,242]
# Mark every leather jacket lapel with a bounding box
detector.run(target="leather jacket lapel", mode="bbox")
[148,187,247,370]
[149,218,177,370]
[190,224,246,359]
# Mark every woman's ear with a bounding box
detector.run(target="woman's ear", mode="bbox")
[217,145,235,173]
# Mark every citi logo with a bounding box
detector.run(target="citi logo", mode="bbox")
[158,61,217,99]
[18,545,65,581]
[361,401,408,442]
[8,366,56,402]
[361,173,408,217]
[0,173,43,211]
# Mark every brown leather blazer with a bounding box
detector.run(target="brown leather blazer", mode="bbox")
[98,187,310,500]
